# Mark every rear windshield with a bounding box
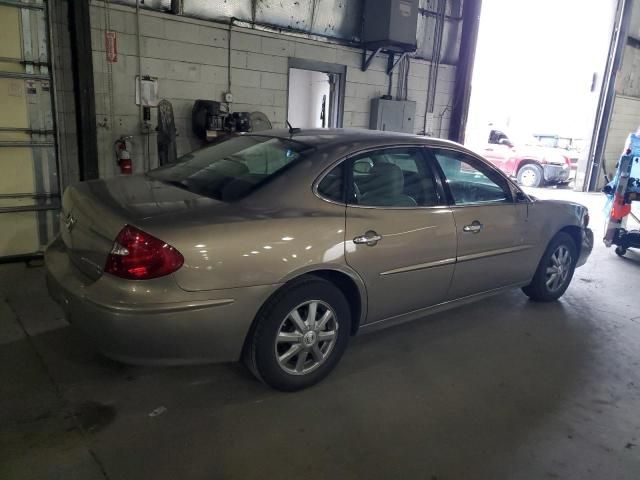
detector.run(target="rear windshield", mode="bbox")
[148,135,313,201]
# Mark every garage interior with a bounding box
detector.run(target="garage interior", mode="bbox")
[1,0,639,479]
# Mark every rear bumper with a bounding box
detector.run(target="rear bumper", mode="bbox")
[576,227,594,268]
[543,164,571,183]
[45,237,277,365]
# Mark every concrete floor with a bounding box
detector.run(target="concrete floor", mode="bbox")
[1,188,639,480]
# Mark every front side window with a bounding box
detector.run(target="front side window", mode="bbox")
[431,149,511,205]
[148,135,313,202]
[350,148,440,207]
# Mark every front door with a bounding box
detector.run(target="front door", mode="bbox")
[427,148,533,299]
[341,147,457,324]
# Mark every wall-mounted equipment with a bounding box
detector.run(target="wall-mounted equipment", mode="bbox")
[135,76,159,107]
[114,135,133,174]
[370,98,416,134]
[191,100,272,142]
[157,99,177,166]
[361,0,419,72]
[362,0,418,52]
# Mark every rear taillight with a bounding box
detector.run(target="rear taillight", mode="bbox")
[104,225,184,280]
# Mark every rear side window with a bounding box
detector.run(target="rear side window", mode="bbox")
[317,162,344,203]
[350,148,440,207]
[148,136,313,201]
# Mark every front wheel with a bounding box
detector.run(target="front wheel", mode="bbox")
[244,277,351,391]
[517,164,544,188]
[522,232,577,302]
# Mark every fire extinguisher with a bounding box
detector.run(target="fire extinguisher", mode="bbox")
[115,135,133,174]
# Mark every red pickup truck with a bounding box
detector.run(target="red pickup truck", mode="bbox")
[478,129,572,188]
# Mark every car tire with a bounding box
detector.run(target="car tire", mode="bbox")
[517,164,544,188]
[615,246,627,257]
[244,276,351,391]
[522,232,577,302]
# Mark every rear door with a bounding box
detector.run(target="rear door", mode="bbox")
[427,148,533,299]
[339,146,457,324]
[0,2,58,259]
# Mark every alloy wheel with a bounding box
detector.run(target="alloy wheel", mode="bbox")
[275,300,338,375]
[545,245,572,292]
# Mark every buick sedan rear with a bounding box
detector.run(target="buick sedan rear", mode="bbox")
[46,129,593,390]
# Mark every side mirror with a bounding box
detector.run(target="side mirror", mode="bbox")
[515,191,528,202]
[498,138,513,148]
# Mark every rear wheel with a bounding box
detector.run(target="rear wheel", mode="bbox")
[517,163,544,188]
[244,277,351,391]
[615,246,627,257]
[522,232,577,302]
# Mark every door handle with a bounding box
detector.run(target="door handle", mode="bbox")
[353,230,382,246]
[463,221,483,234]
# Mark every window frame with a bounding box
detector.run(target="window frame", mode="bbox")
[316,159,347,204]
[425,146,518,207]
[313,144,447,210]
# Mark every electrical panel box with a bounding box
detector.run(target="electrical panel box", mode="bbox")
[370,98,416,134]
[362,0,418,52]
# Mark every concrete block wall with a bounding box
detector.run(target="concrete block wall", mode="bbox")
[617,44,640,99]
[50,0,79,188]
[89,1,456,178]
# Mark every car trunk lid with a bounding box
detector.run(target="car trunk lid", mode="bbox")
[59,175,220,281]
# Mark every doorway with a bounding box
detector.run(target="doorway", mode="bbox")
[287,59,346,129]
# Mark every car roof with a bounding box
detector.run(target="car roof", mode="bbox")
[244,128,463,151]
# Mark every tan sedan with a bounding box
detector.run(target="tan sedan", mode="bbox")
[46,129,593,390]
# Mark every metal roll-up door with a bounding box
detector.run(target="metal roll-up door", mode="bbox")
[0,0,59,260]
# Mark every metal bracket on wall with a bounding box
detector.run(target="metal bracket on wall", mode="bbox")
[361,47,382,72]
[386,52,408,75]
[362,48,408,75]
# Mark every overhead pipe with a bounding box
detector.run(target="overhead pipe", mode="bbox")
[422,0,446,135]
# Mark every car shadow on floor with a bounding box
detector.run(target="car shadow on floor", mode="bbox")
[3,287,599,480]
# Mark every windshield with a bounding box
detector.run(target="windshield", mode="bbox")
[148,135,313,201]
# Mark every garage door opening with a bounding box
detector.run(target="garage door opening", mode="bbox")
[287,59,345,129]
[464,0,618,190]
